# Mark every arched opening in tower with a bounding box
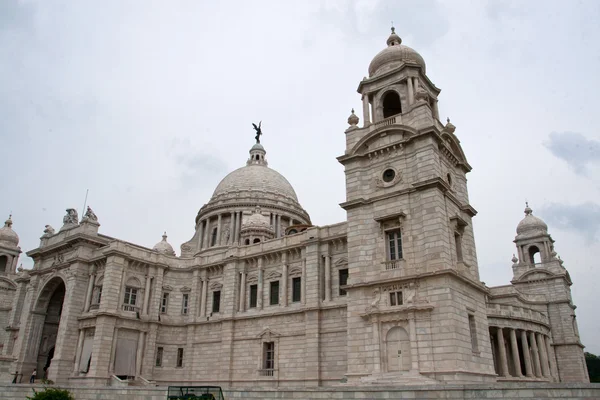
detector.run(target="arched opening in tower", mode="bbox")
[0,255,7,273]
[383,91,402,118]
[35,278,65,380]
[528,246,541,265]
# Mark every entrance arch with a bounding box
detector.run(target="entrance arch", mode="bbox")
[386,326,411,372]
[34,277,66,377]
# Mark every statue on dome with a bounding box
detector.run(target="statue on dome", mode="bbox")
[252,121,262,143]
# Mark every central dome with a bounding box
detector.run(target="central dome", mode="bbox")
[211,164,299,202]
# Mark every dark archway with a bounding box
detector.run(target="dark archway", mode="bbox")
[35,278,65,377]
[0,255,7,273]
[528,246,541,265]
[383,91,402,118]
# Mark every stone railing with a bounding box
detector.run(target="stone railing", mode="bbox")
[371,115,399,131]
[122,304,139,313]
[486,303,549,326]
[382,260,401,270]
[258,369,275,377]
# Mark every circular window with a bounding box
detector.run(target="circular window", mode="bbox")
[382,169,396,183]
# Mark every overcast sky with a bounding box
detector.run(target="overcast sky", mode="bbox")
[1,0,599,354]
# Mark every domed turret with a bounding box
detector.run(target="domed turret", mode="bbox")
[0,215,19,248]
[516,203,548,240]
[368,27,426,77]
[153,232,175,256]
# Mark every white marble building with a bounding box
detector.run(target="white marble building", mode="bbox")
[0,28,589,387]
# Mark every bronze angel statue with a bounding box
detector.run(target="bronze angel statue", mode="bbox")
[252,121,262,143]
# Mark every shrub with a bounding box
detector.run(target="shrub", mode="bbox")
[27,387,75,400]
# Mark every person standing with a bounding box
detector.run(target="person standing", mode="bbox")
[29,369,36,384]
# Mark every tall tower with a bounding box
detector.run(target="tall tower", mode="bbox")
[511,204,589,382]
[0,215,21,275]
[338,28,495,383]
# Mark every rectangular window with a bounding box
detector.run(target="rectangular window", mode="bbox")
[468,314,479,352]
[263,342,275,370]
[339,269,349,296]
[387,229,403,260]
[389,291,403,306]
[123,287,137,306]
[212,291,221,313]
[270,281,279,305]
[176,348,184,368]
[292,277,301,303]
[182,293,189,315]
[93,286,102,305]
[155,347,163,367]
[161,292,169,314]
[249,284,258,308]
[455,232,463,262]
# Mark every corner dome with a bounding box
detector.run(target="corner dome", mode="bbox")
[516,203,548,239]
[153,232,175,256]
[0,215,19,247]
[368,27,426,77]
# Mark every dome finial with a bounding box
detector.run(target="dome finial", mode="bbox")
[5,214,12,228]
[347,108,359,127]
[162,231,167,241]
[524,202,532,215]
[386,24,402,46]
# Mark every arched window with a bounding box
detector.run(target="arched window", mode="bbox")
[253,238,261,244]
[211,228,218,247]
[245,239,250,245]
[0,256,7,273]
[528,246,541,265]
[383,91,402,118]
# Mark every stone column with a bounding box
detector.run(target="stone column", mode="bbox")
[239,270,246,312]
[520,330,533,377]
[109,327,119,374]
[408,313,419,372]
[433,99,440,120]
[537,333,550,377]
[84,273,95,312]
[204,217,211,248]
[216,214,222,246]
[197,220,204,250]
[143,275,151,316]
[276,214,281,237]
[234,212,241,244]
[362,94,371,126]
[545,335,558,380]
[257,258,264,310]
[281,254,288,307]
[135,331,145,377]
[509,329,522,377]
[200,275,208,317]
[413,77,419,92]
[407,78,414,105]
[529,331,542,377]
[301,258,307,305]
[229,212,235,245]
[73,329,85,373]
[497,327,509,377]
[324,254,331,302]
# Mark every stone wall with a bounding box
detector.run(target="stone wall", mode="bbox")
[2,383,600,400]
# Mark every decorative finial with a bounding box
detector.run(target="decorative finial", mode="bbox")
[524,202,532,215]
[447,117,450,124]
[252,121,262,144]
[511,254,518,264]
[162,231,167,241]
[347,108,359,127]
[4,214,12,228]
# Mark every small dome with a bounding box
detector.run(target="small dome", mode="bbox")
[368,27,426,77]
[153,232,175,256]
[516,203,548,239]
[0,215,19,247]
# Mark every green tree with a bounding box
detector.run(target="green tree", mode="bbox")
[585,352,600,383]
[27,387,75,400]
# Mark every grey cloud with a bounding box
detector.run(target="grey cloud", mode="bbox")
[539,202,600,244]
[544,132,600,175]
[169,137,229,188]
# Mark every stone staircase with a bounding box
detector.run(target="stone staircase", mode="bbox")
[359,371,441,386]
